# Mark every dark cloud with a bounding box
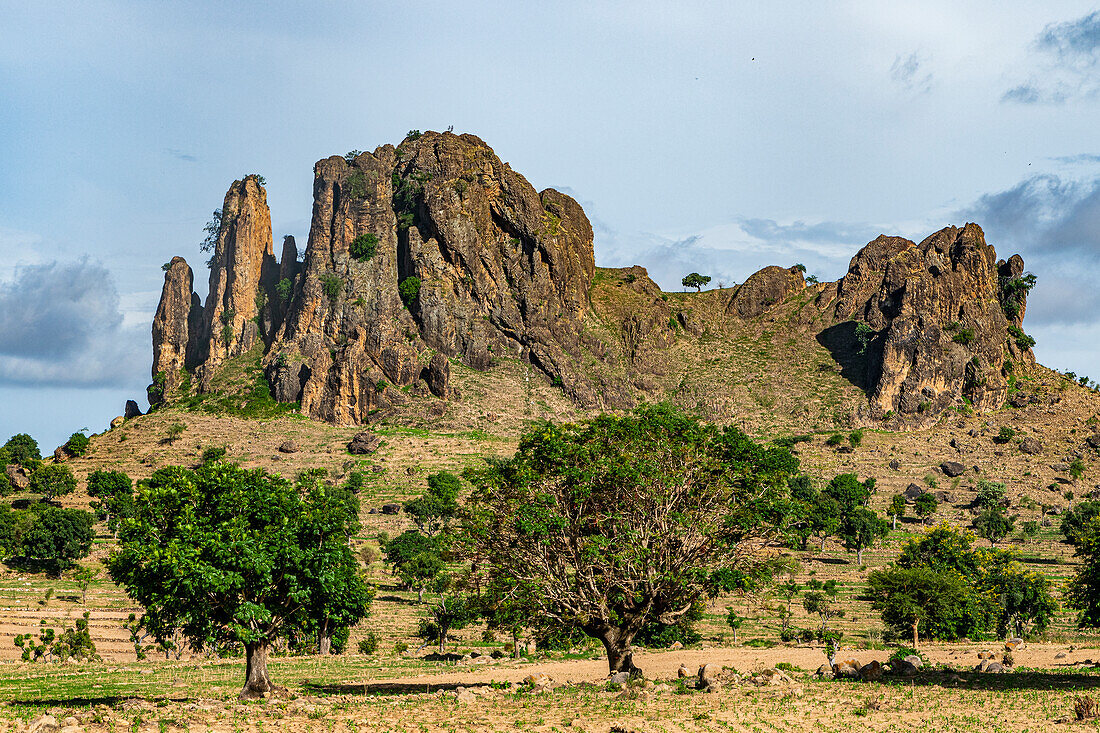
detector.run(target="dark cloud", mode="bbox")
[889,52,932,94]
[1003,11,1100,104]
[962,174,1100,327]
[0,260,147,387]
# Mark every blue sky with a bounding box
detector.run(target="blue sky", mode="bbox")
[2,1,1100,450]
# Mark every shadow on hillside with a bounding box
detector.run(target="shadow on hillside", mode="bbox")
[304,681,494,696]
[816,322,879,395]
[376,594,424,606]
[868,668,1100,692]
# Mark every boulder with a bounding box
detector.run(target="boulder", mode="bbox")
[727,266,804,319]
[889,459,900,470]
[859,660,884,681]
[815,663,834,679]
[347,432,382,455]
[934,490,956,504]
[892,655,922,676]
[1005,637,1023,652]
[5,464,29,490]
[1087,434,1100,451]
[277,440,299,454]
[608,671,632,685]
[832,659,861,679]
[677,664,691,679]
[110,416,125,429]
[698,663,720,688]
[425,352,451,398]
[904,483,925,501]
[1020,437,1043,455]
[941,461,966,477]
[28,715,60,733]
[381,503,402,515]
[124,399,143,418]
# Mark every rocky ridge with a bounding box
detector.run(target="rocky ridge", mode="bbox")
[151,131,1036,428]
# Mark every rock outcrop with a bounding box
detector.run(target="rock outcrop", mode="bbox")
[149,131,1034,429]
[150,256,202,402]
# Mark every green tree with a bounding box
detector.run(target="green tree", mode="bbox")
[890,494,906,531]
[4,433,41,466]
[86,470,134,533]
[725,608,744,644]
[382,530,443,602]
[1062,501,1100,547]
[803,579,843,637]
[404,471,460,536]
[275,277,293,303]
[839,507,889,565]
[866,566,970,647]
[21,506,94,575]
[681,272,711,292]
[914,493,938,524]
[108,464,372,698]
[461,403,798,675]
[70,566,97,606]
[1066,516,1100,628]
[973,505,1016,548]
[29,464,77,501]
[809,494,841,551]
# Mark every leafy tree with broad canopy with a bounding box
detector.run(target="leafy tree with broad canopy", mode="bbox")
[681,272,712,292]
[108,464,372,698]
[460,403,798,675]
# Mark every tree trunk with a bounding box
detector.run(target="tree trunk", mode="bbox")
[318,618,332,656]
[417,586,425,604]
[438,623,447,654]
[820,536,826,552]
[893,514,897,531]
[512,629,522,660]
[857,548,864,566]
[241,641,274,699]
[732,628,738,645]
[911,619,919,649]
[599,628,641,676]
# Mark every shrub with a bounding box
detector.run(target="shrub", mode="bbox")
[358,633,379,655]
[1062,502,1100,547]
[914,493,938,524]
[14,611,99,662]
[350,233,379,262]
[825,434,844,447]
[346,171,368,200]
[975,479,1007,509]
[321,274,342,302]
[848,429,864,448]
[165,422,186,444]
[398,276,422,306]
[1071,459,1087,480]
[276,278,293,303]
[1007,325,1036,350]
[406,130,422,140]
[854,322,874,354]
[951,328,975,345]
[29,464,77,501]
[202,446,227,465]
[394,641,409,654]
[63,432,89,457]
[999,273,1036,319]
[994,426,1016,444]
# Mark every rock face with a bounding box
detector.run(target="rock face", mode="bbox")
[150,257,202,402]
[831,224,1033,425]
[149,131,1034,429]
[196,175,278,385]
[728,265,805,318]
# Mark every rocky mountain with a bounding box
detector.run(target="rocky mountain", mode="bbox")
[150,131,1036,429]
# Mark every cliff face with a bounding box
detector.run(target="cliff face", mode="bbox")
[150,131,1035,428]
